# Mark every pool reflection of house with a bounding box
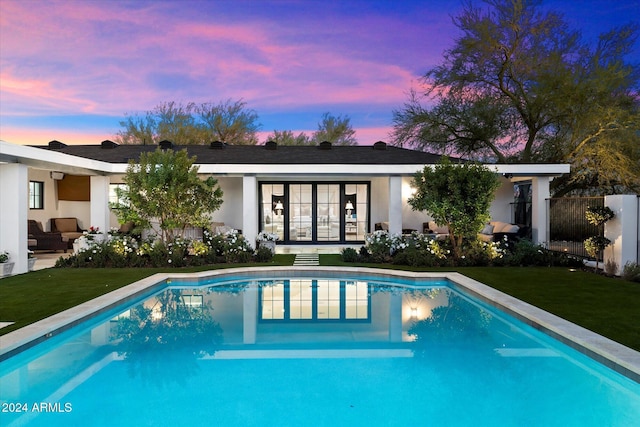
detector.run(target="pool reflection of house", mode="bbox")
[0,139,570,274]
[0,280,449,400]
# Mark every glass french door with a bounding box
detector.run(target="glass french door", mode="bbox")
[344,183,368,241]
[259,182,369,243]
[289,184,312,241]
[316,184,340,241]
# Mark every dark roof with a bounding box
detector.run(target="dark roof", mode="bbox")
[30,141,447,165]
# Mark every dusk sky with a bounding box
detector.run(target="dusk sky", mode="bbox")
[1,0,639,146]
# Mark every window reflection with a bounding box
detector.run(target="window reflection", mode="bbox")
[259,280,370,322]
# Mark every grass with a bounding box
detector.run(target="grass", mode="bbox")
[1,254,639,352]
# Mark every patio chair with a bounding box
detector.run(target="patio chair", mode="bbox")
[28,220,68,252]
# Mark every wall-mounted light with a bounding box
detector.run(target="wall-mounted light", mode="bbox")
[410,307,418,320]
[50,171,65,180]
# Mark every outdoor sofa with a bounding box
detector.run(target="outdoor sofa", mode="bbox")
[28,220,68,252]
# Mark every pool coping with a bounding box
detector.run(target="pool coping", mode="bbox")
[1,266,638,383]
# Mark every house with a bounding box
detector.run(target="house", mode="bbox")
[0,139,570,274]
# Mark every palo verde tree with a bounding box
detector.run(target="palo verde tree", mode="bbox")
[392,0,639,196]
[409,157,500,259]
[264,129,312,146]
[115,99,261,145]
[112,148,223,243]
[265,112,358,146]
[311,112,358,145]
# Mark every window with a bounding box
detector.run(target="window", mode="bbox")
[259,182,370,243]
[109,184,129,207]
[29,181,44,209]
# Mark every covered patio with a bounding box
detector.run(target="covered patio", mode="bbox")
[0,140,570,275]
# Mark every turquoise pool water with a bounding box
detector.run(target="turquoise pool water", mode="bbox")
[1,274,639,426]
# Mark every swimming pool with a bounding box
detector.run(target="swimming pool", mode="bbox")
[1,267,639,426]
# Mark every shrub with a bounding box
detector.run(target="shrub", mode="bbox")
[222,233,253,263]
[622,262,640,282]
[254,246,274,263]
[341,247,359,263]
[604,259,619,276]
[358,246,370,261]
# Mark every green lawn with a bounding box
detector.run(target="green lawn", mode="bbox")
[1,255,638,352]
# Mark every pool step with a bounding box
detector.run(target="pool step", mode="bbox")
[293,253,319,266]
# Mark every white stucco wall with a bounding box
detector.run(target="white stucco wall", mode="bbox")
[370,177,390,228]
[213,177,244,230]
[27,169,60,230]
[490,177,516,223]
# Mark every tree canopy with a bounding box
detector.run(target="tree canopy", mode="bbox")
[115,100,261,145]
[111,148,223,243]
[265,112,358,146]
[409,157,500,259]
[392,0,640,196]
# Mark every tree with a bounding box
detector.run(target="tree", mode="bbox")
[409,157,500,259]
[583,205,615,272]
[115,100,261,145]
[112,148,223,243]
[264,129,311,146]
[198,99,261,145]
[392,0,639,195]
[264,113,358,146]
[116,101,204,145]
[312,112,358,145]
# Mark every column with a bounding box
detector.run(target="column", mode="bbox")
[0,164,29,274]
[604,195,639,276]
[242,175,258,245]
[90,176,111,235]
[530,176,550,245]
[388,176,403,235]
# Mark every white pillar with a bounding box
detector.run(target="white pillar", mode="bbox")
[90,176,111,234]
[604,195,639,276]
[242,175,258,245]
[388,176,403,235]
[0,164,29,274]
[530,176,550,245]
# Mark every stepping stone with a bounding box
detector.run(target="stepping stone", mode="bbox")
[293,253,319,266]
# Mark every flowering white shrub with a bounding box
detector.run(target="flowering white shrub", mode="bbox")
[189,240,210,256]
[483,240,506,260]
[413,233,449,259]
[365,230,406,261]
[110,235,137,256]
[256,231,279,242]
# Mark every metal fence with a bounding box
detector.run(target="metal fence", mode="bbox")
[546,196,604,259]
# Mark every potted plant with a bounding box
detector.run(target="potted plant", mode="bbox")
[584,205,615,272]
[84,226,103,242]
[0,251,14,277]
[28,250,37,271]
[256,231,278,254]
